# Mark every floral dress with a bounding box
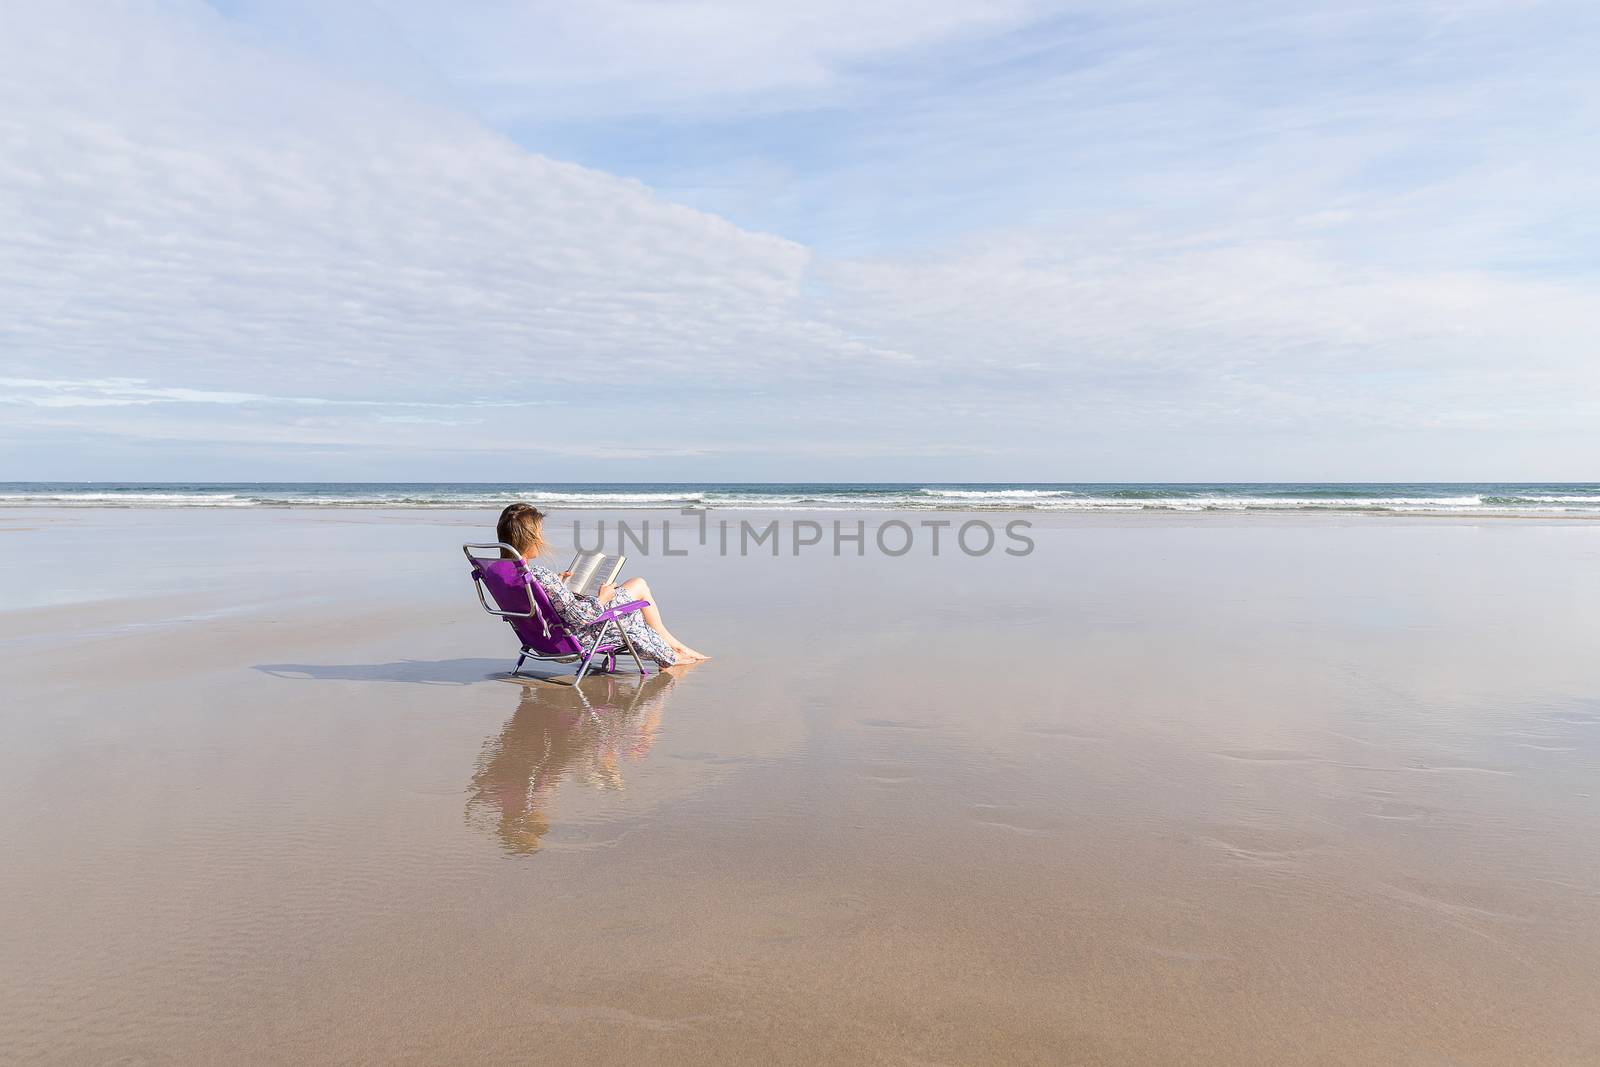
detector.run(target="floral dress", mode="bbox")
[527,562,678,667]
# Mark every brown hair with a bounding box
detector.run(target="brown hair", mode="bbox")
[497,503,548,560]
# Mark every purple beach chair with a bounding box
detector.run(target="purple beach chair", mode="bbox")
[463,543,652,684]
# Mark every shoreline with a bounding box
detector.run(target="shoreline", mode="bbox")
[5,504,1600,519]
[4,480,1599,519]
[8,503,1600,521]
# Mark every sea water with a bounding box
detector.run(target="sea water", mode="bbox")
[2,482,1599,514]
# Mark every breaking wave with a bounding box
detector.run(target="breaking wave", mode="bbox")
[2,483,1598,514]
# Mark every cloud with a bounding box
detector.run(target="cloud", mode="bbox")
[327,0,1045,120]
[0,377,556,412]
[822,232,1600,432]
[0,1,891,399]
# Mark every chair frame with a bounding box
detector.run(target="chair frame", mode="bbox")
[463,543,652,685]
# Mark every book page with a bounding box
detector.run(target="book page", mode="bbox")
[564,552,627,597]
[599,555,626,591]
[565,552,604,596]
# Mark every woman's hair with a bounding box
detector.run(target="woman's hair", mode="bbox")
[497,502,548,560]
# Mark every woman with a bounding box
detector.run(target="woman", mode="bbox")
[496,502,708,666]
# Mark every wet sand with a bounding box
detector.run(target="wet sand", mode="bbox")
[3,507,1600,1064]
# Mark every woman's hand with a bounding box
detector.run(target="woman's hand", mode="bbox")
[558,570,573,581]
[597,582,616,605]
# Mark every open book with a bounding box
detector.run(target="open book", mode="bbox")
[564,551,626,598]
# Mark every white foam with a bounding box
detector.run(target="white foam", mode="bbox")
[919,488,1074,499]
[2,487,1598,513]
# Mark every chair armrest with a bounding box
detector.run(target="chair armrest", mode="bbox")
[591,600,649,626]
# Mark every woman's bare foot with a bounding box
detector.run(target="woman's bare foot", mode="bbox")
[672,644,710,663]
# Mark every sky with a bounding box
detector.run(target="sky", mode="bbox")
[1,0,1596,481]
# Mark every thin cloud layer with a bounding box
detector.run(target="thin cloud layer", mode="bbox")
[220,0,1045,120]
[1,1,836,389]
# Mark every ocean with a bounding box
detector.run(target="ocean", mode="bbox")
[2,482,1599,514]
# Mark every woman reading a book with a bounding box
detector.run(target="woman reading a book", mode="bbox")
[497,502,709,666]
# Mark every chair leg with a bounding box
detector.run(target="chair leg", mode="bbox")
[572,621,617,686]
[617,624,649,676]
[511,650,529,677]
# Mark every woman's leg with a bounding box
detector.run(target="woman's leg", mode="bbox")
[619,578,674,638]
[620,577,708,660]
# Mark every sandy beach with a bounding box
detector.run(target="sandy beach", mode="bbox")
[3,506,1599,1065]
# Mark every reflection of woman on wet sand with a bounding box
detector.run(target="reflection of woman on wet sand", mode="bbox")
[465,672,681,854]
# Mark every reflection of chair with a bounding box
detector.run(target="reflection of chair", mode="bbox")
[466,672,676,854]
[463,543,651,684]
